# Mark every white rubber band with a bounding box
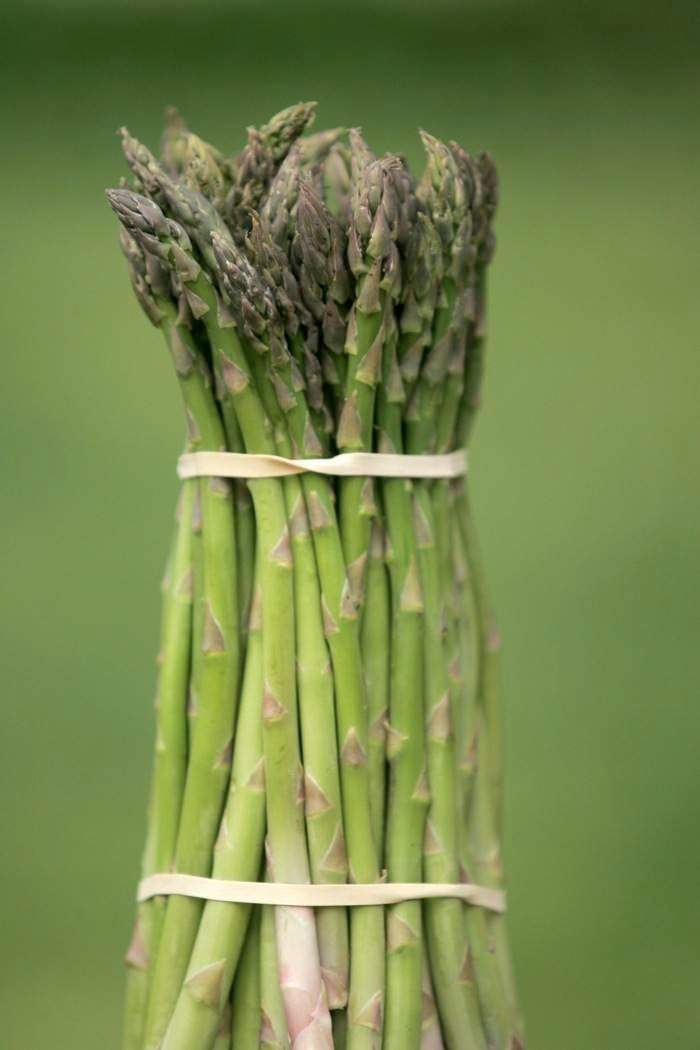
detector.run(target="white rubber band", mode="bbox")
[177,449,467,481]
[137,874,505,913]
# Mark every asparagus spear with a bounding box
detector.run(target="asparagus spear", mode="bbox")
[212,229,387,1050]
[260,903,291,1050]
[120,135,257,645]
[122,485,194,1028]
[227,223,351,1005]
[160,106,189,174]
[402,136,490,1050]
[217,218,352,1006]
[230,905,263,1049]
[226,102,317,234]
[421,954,445,1050]
[213,1002,232,1050]
[337,142,391,613]
[159,565,265,1050]
[149,215,334,1047]
[372,196,427,1050]
[107,191,241,1047]
[360,519,390,852]
[117,229,195,1049]
[447,147,523,1047]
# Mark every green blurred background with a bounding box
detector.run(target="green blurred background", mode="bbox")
[1,0,698,1045]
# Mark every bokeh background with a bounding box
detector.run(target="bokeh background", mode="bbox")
[1,0,698,1046]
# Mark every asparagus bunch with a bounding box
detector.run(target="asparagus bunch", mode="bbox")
[108,102,523,1050]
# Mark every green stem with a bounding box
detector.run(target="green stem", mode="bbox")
[457,485,522,1047]
[288,480,350,1008]
[227,410,256,644]
[377,335,427,1050]
[420,952,444,1050]
[241,316,385,1050]
[245,345,350,1010]
[360,519,390,855]
[122,488,193,1049]
[194,291,331,1044]
[213,1002,232,1050]
[260,905,291,1050]
[143,304,240,1050]
[417,483,485,1050]
[337,295,386,615]
[160,565,265,1050]
[230,906,262,1050]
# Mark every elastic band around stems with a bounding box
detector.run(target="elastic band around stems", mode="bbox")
[177,449,467,481]
[137,873,505,913]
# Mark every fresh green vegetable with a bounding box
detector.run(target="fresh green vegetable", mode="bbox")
[107,103,520,1050]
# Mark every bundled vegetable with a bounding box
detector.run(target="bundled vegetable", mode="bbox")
[108,102,523,1050]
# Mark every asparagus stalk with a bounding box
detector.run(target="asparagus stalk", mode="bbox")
[360,519,390,852]
[168,229,333,1047]
[121,788,155,1050]
[159,564,265,1050]
[212,228,386,1050]
[458,493,523,1048]
[376,309,427,1050]
[260,903,291,1050]
[217,217,351,1005]
[421,954,445,1050]
[400,136,493,1050]
[107,191,241,1047]
[337,143,390,613]
[110,187,331,1044]
[288,487,350,1007]
[450,146,523,1046]
[213,1002,232,1050]
[121,415,194,1049]
[230,905,263,1049]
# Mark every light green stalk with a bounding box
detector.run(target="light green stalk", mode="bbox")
[337,142,398,614]
[160,567,265,1050]
[121,786,155,1050]
[377,326,427,1050]
[121,487,193,1050]
[238,219,351,1007]
[225,410,256,644]
[106,210,239,1048]
[245,349,351,1007]
[139,298,239,1049]
[421,953,445,1050]
[107,194,323,1045]
[458,490,523,1048]
[361,519,390,852]
[409,132,506,1048]
[182,254,332,1045]
[415,481,485,1050]
[107,194,240,1048]
[213,230,385,1050]
[213,1002,232,1050]
[289,204,388,1050]
[245,326,351,1007]
[288,481,350,1007]
[230,906,262,1049]
[260,905,291,1050]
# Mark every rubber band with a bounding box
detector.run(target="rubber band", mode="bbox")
[177,449,467,481]
[137,874,505,913]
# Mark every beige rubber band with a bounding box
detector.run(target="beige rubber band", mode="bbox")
[177,449,467,481]
[137,874,505,913]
